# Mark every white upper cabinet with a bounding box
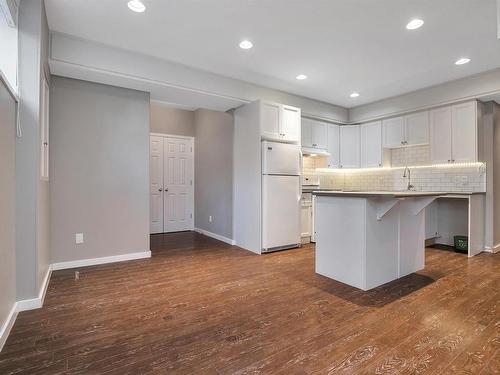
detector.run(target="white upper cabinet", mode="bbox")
[311,121,327,149]
[430,106,453,164]
[430,101,477,164]
[382,112,429,148]
[361,121,382,168]
[301,118,313,147]
[260,101,301,143]
[451,101,477,163]
[405,111,429,146]
[281,105,301,143]
[339,125,361,168]
[260,101,281,141]
[327,124,340,168]
[301,118,327,149]
[382,116,405,148]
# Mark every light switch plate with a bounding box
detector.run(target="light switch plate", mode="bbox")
[75,233,84,244]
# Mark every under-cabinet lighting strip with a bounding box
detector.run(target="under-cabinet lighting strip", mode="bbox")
[315,162,486,173]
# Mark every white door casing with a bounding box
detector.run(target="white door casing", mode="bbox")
[163,136,194,232]
[150,136,164,233]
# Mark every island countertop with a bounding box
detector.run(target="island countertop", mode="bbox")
[311,190,485,198]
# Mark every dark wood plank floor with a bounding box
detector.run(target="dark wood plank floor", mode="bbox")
[1,232,499,374]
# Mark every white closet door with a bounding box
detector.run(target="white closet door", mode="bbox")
[163,137,194,232]
[150,136,164,234]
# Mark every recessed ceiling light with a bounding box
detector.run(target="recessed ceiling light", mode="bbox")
[296,74,307,80]
[239,40,253,49]
[455,57,471,65]
[127,0,145,12]
[350,92,360,98]
[406,18,424,30]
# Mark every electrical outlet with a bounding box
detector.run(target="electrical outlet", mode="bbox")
[208,215,212,223]
[75,233,84,244]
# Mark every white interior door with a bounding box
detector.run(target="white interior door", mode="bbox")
[150,136,164,234]
[163,137,194,232]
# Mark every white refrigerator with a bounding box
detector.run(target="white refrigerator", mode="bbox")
[261,141,301,252]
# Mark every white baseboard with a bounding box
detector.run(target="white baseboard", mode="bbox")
[194,228,235,245]
[0,303,18,352]
[484,243,500,254]
[51,251,152,271]
[16,265,52,312]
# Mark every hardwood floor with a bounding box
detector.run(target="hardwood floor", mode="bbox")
[1,232,499,374]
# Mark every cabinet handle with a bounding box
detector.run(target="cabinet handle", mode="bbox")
[159,188,163,192]
[448,160,451,163]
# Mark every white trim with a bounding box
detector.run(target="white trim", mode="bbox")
[484,243,500,254]
[150,132,194,140]
[51,251,151,271]
[16,265,53,312]
[0,303,18,352]
[194,228,235,245]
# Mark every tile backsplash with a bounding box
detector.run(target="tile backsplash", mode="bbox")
[315,164,486,193]
[302,146,487,193]
[391,145,431,167]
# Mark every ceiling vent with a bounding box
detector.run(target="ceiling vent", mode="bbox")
[0,0,18,28]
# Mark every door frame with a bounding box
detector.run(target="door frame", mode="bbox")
[150,132,195,233]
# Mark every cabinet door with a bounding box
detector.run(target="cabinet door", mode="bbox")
[260,101,281,140]
[339,125,361,168]
[405,111,429,146]
[327,124,340,168]
[281,105,301,143]
[301,118,313,148]
[382,116,405,148]
[430,106,452,164]
[451,102,477,163]
[311,121,327,149]
[301,205,312,237]
[361,121,382,168]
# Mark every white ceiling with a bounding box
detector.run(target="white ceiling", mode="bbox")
[45,0,500,108]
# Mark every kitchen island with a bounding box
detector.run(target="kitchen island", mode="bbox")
[313,191,445,291]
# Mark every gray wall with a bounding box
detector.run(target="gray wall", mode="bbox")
[349,68,500,123]
[16,0,50,300]
[150,102,195,136]
[0,79,17,342]
[50,77,150,263]
[194,109,233,239]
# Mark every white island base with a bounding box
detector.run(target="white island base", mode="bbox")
[314,192,443,291]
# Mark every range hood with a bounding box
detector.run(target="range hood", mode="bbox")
[302,147,330,156]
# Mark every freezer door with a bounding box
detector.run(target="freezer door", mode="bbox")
[262,175,301,250]
[262,141,301,175]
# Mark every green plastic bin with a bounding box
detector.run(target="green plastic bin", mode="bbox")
[454,235,468,253]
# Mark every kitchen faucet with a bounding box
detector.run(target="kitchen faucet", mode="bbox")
[403,166,415,191]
